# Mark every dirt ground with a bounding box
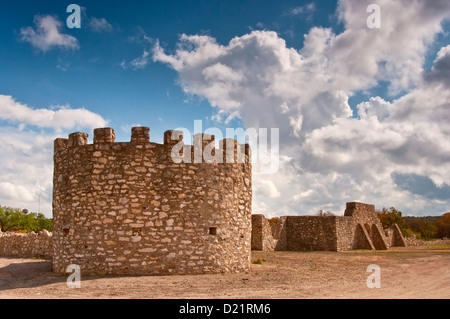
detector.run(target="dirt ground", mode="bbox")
[0,246,449,299]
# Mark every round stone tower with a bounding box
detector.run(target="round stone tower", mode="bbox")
[52,127,252,275]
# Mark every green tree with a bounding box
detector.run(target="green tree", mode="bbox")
[437,213,450,239]
[0,207,21,232]
[420,223,438,240]
[36,213,53,232]
[0,206,52,232]
[317,210,335,217]
[377,207,413,237]
[268,217,280,228]
[405,217,439,240]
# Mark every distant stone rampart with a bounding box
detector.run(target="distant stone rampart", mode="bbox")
[0,230,52,259]
[252,202,407,252]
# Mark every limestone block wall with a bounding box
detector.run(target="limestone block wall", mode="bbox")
[286,216,337,251]
[387,224,407,247]
[344,202,381,227]
[272,217,288,251]
[251,216,288,252]
[371,224,389,250]
[251,215,275,251]
[353,223,376,250]
[52,127,252,276]
[403,235,449,247]
[251,202,406,252]
[0,230,52,259]
[335,217,354,251]
[344,202,390,250]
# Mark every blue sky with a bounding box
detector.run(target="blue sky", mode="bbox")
[1,0,445,134]
[0,0,344,141]
[0,0,449,217]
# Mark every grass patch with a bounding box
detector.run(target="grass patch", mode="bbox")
[345,249,378,254]
[426,244,450,249]
[252,257,264,265]
[304,260,318,271]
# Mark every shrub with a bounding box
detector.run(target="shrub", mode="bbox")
[268,217,279,228]
[0,206,53,233]
[317,210,335,217]
[404,216,439,240]
[377,207,412,237]
[437,213,450,239]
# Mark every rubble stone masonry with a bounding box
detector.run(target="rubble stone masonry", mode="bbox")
[52,127,252,276]
[252,202,407,252]
[0,230,52,259]
[0,127,413,272]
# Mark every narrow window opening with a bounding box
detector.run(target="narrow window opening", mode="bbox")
[63,228,70,237]
[209,227,217,236]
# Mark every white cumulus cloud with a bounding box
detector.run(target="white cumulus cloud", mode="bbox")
[0,95,108,131]
[0,95,108,217]
[255,179,281,199]
[20,15,79,52]
[89,17,113,33]
[153,0,450,216]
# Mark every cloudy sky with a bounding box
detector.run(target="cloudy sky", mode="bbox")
[0,0,449,217]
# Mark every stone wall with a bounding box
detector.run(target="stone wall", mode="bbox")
[0,230,52,259]
[344,202,390,250]
[384,224,407,247]
[251,215,275,251]
[53,127,252,276]
[344,202,380,225]
[251,202,407,252]
[335,217,354,251]
[272,217,288,251]
[286,216,337,251]
[404,235,450,247]
[353,223,375,250]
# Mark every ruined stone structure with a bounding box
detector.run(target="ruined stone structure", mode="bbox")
[1,127,408,273]
[0,230,52,259]
[52,127,252,275]
[252,202,406,252]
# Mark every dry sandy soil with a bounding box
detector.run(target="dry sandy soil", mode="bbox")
[0,246,449,299]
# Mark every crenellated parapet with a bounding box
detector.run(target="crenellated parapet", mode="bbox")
[54,127,250,164]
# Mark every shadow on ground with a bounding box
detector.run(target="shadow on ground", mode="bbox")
[0,258,65,291]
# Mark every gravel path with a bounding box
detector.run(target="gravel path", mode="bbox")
[0,247,449,299]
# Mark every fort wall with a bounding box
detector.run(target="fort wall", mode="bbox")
[286,216,337,251]
[0,230,52,259]
[252,202,407,252]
